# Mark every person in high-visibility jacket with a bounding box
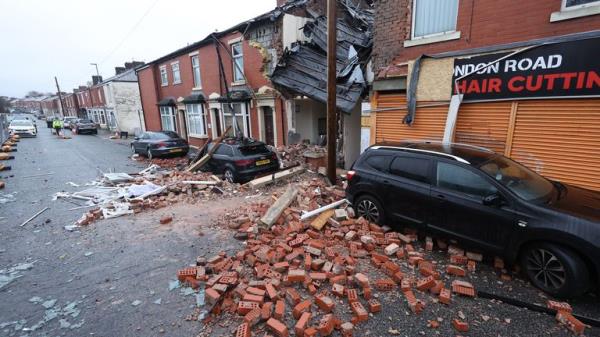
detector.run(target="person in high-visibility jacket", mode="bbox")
[52,118,63,136]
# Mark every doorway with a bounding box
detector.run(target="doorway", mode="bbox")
[211,108,222,137]
[262,106,275,146]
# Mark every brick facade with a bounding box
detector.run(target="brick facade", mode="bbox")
[373,0,600,74]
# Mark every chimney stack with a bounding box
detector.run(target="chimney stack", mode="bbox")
[115,67,127,75]
[92,75,103,85]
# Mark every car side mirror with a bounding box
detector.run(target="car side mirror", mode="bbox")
[483,193,504,207]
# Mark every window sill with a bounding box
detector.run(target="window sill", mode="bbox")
[173,81,182,86]
[403,31,461,47]
[231,81,246,86]
[550,5,600,22]
[189,134,209,139]
[192,86,203,91]
[161,84,168,87]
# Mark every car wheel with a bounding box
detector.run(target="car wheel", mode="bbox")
[520,242,590,298]
[223,168,235,183]
[355,195,385,225]
[147,148,153,160]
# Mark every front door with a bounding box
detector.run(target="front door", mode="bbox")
[429,160,518,253]
[212,108,222,137]
[263,107,275,146]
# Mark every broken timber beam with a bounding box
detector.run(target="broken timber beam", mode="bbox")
[259,185,299,228]
[186,126,232,172]
[247,166,305,189]
[310,209,335,231]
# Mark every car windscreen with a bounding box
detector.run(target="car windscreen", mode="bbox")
[239,144,271,156]
[479,155,555,202]
[10,121,33,127]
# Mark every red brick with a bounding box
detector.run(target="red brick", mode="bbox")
[244,308,261,326]
[266,318,289,337]
[329,274,347,285]
[304,327,318,337]
[292,300,312,319]
[451,280,476,297]
[403,290,424,314]
[354,273,370,288]
[341,322,354,337]
[235,323,250,337]
[450,255,468,265]
[332,283,345,297]
[177,267,196,282]
[439,288,451,305]
[446,265,466,277]
[288,269,307,282]
[237,301,260,315]
[374,278,396,291]
[315,295,335,313]
[309,272,327,281]
[350,301,368,322]
[261,301,273,320]
[416,276,436,291]
[556,311,586,335]
[274,300,285,320]
[363,286,372,300]
[547,300,573,313]
[286,288,301,305]
[346,288,359,303]
[452,319,469,332]
[318,314,335,336]
[266,283,279,300]
[367,299,381,313]
[243,293,264,304]
[295,312,312,337]
[205,288,221,305]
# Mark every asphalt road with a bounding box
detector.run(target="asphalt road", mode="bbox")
[1,128,599,337]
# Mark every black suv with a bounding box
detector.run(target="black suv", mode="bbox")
[203,138,279,183]
[346,141,600,298]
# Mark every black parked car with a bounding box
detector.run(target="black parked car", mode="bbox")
[131,131,189,159]
[202,138,279,183]
[346,141,600,298]
[72,119,98,134]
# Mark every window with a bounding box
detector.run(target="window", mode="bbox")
[563,0,600,10]
[365,155,391,172]
[390,157,430,184]
[215,144,234,156]
[191,55,202,88]
[412,0,459,38]
[222,102,250,137]
[436,162,497,198]
[231,42,244,82]
[160,66,168,86]
[171,62,181,84]
[160,106,176,131]
[185,103,207,137]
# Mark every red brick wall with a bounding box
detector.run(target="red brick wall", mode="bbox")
[138,67,161,131]
[374,0,600,71]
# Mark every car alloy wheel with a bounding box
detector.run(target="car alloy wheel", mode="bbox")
[525,248,566,292]
[224,169,234,183]
[357,199,380,223]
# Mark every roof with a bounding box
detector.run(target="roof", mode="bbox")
[271,0,374,113]
[102,68,140,84]
[371,141,497,166]
[137,0,309,71]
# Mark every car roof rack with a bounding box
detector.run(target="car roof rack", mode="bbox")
[370,145,471,165]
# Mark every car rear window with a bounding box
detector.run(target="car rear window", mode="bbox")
[390,156,431,184]
[239,144,270,156]
[365,155,391,172]
[150,132,179,140]
[79,119,93,123]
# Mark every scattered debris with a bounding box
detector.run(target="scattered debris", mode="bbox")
[19,207,50,227]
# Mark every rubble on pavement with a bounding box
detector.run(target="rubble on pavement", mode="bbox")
[0,134,19,189]
[276,144,326,169]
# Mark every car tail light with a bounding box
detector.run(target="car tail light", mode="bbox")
[346,170,356,181]
[235,159,253,166]
[157,142,167,148]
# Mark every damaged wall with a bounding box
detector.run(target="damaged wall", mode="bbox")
[407,57,455,102]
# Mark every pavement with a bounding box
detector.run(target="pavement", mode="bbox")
[0,128,599,337]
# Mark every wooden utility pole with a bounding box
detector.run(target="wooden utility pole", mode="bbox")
[54,77,67,117]
[326,0,338,184]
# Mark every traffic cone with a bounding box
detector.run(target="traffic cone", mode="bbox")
[0,153,14,160]
[0,181,4,189]
[0,164,11,171]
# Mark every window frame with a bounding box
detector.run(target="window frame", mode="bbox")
[231,41,245,83]
[159,65,168,86]
[405,0,461,47]
[185,103,207,138]
[190,55,202,89]
[221,102,250,137]
[562,0,600,10]
[159,106,176,132]
[171,61,181,85]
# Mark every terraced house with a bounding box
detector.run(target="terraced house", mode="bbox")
[370,0,600,191]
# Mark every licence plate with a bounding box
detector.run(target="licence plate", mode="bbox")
[256,159,270,166]
[169,149,182,153]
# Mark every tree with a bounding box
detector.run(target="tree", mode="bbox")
[0,97,9,114]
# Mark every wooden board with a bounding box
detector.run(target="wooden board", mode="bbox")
[310,209,334,231]
[247,166,305,189]
[259,185,299,228]
[186,126,232,172]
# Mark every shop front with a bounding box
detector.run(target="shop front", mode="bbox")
[372,37,600,191]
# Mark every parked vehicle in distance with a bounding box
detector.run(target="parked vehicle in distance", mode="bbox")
[346,141,600,298]
[8,120,37,137]
[200,138,279,183]
[72,119,98,134]
[131,131,189,159]
[11,114,37,130]
[63,116,78,128]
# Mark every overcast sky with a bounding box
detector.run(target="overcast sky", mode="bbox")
[0,0,275,98]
